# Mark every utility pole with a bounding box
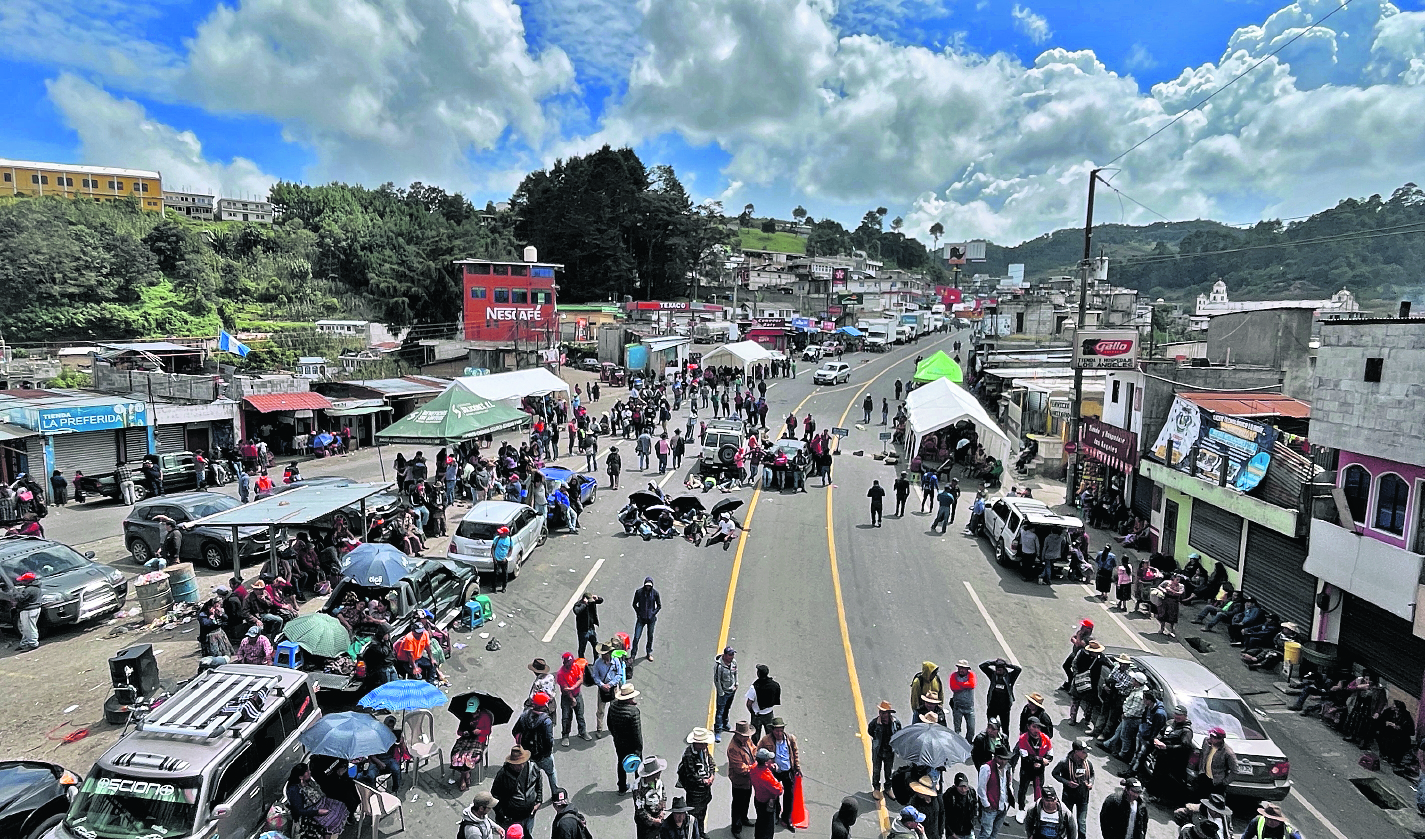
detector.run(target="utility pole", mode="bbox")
[1066,168,1101,506]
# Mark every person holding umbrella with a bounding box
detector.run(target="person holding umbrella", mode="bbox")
[285,762,349,839]
[451,697,495,792]
[908,775,944,839]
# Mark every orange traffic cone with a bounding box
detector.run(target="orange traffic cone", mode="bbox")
[790,774,809,829]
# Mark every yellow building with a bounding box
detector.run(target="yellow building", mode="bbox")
[0,158,163,211]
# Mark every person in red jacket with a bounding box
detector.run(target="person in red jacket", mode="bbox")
[749,749,783,839]
[1016,718,1054,823]
[947,660,977,736]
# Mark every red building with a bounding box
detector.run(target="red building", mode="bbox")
[458,258,562,342]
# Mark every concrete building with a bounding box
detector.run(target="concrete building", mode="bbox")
[1204,307,1317,400]
[0,158,162,211]
[162,190,215,220]
[1301,314,1425,705]
[1191,281,1361,330]
[217,197,275,223]
[314,320,407,348]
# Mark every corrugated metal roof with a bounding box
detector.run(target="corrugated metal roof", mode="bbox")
[342,378,446,397]
[1179,392,1311,418]
[187,482,393,528]
[242,392,333,413]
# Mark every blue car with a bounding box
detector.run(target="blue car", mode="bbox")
[541,467,598,505]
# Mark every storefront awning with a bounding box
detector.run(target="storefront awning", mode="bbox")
[836,325,863,337]
[325,405,392,417]
[243,392,334,413]
[0,424,39,442]
[1080,417,1138,474]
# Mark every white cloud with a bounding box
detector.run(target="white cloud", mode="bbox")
[1011,4,1052,45]
[520,0,644,90]
[0,0,183,86]
[45,73,277,198]
[1124,43,1157,72]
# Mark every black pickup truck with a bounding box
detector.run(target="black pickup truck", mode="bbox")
[78,451,228,502]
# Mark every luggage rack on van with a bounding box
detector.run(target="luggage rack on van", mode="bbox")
[139,671,285,739]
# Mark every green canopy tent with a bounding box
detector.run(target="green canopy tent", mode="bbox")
[375,386,531,445]
[913,350,964,384]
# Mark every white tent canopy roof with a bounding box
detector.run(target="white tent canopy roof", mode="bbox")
[700,341,775,373]
[905,377,1013,463]
[453,368,570,403]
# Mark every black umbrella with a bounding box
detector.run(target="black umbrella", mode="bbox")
[447,690,514,726]
[889,722,972,769]
[628,491,663,510]
[710,498,744,518]
[647,504,675,515]
[670,496,706,515]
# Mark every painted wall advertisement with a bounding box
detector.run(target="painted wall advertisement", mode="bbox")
[1150,395,1277,491]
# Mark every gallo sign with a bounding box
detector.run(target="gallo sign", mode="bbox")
[1073,329,1140,370]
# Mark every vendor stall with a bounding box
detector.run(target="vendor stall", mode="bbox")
[904,377,1012,466]
[699,340,775,379]
[375,386,531,446]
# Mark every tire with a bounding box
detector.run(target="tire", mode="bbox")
[200,541,227,571]
[536,524,548,547]
[133,484,151,502]
[509,553,522,579]
[128,538,154,566]
[26,813,62,839]
[717,444,737,465]
[588,487,597,505]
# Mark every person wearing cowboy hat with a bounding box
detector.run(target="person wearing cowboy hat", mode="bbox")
[1147,704,1195,806]
[976,744,1014,839]
[592,641,626,735]
[660,796,705,839]
[678,728,717,826]
[757,718,800,830]
[727,721,758,837]
[1095,654,1136,741]
[1065,639,1105,727]
[1177,821,1222,839]
[1240,803,1301,839]
[633,756,669,839]
[1172,794,1232,839]
[491,525,514,592]
[1014,717,1053,824]
[458,790,504,839]
[490,746,541,835]
[1098,777,1147,839]
[947,660,977,736]
[908,775,944,839]
[918,691,948,728]
[1018,692,1054,738]
[971,718,1007,770]
[527,657,557,706]
[749,749,784,839]
[13,571,42,651]
[608,683,644,795]
[512,690,558,794]
[979,658,1023,731]
[1023,785,1076,839]
[1051,739,1094,839]
[868,700,903,799]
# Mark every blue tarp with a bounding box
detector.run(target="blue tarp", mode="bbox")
[836,325,863,337]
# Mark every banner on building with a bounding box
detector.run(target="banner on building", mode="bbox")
[943,241,987,264]
[1073,329,1140,370]
[1150,395,1277,491]
[1081,417,1138,474]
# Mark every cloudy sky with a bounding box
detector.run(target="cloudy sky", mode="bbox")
[3,0,1425,245]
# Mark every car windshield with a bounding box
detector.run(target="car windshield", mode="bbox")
[1184,695,1268,741]
[184,496,240,519]
[0,545,91,579]
[65,770,200,839]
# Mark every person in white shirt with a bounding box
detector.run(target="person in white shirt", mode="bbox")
[976,747,1014,839]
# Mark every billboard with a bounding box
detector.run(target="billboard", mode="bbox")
[1150,395,1278,491]
[1073,329,1140,370]
[943,241,987,265]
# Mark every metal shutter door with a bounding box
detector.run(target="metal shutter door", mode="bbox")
[1132,475,1154,519]
[51,430,120,475]
[156,424,187,453]
[122,428,150,462]
[1241,524,1315,628]
[1339,594,1425,693]
[1188,503,1243,567]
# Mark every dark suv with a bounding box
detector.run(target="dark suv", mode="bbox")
[0,536,128,633]
[123,493,272,570]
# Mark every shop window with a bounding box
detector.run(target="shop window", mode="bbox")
[2,173,10,182]
[1365,357,1384,382]
[1375,473,1409,535]
[531,266,555,278]
[493,288,510,303]
[469,287,487,300]
[1341,465,1370,525]
[513,290,529,304]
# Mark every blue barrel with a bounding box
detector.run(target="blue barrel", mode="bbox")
[167,563,200,603]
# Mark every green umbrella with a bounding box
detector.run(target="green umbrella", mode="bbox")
[283,613,351,659]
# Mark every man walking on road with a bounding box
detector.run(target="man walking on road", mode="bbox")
[976,746,1014,839]
[727,722,757,837]
[512,693,558,793]
[556,653,590,746]
[631,577,661,662]
[868,480,886,527]
[868,701,902,800]
[712,647,739,741]
[894,472,912,517]
[573,592,602,660]
[608,684,643,794]
[746,664,781,741]
[863,395,874,423]
[932,483,956,534]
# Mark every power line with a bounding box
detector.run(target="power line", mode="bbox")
[1105,0,1354,167]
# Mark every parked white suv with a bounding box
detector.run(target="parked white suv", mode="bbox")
[697,419,747,478]
[980,495,1082,576]
[450,500,547,578]
[813,362,852,385]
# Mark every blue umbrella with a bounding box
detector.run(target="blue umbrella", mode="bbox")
[299,711,397,759]
[339,543,413,587]
[358,679,449,712]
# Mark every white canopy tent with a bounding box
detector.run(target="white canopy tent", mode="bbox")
[905,377,1013,464]
[453,368,571,404]
[700,340,775,377]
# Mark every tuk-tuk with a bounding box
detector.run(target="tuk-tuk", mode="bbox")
[601,363,627,386]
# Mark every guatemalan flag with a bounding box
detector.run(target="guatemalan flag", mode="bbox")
[218,330,251,358]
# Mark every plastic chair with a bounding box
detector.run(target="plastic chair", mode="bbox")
[404,709,445,782]
[475,595,493,624]
[354,780,404,839]
[274,641,303,669]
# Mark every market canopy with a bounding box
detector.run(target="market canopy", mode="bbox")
[453,368,570,404]
[904,377,1011,463]
[836,325,863,337]
[700,341,774,375]
[913,351,964,384]
[376,385,530,445]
